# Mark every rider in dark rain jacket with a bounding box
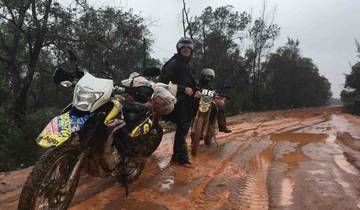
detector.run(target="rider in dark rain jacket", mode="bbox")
[159,37,199,165]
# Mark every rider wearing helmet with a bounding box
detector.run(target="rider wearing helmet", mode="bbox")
[159,37,199,165]
[198,68,232,133]
[198,68,216,89]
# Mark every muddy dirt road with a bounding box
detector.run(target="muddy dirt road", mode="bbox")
[1,107,360,210]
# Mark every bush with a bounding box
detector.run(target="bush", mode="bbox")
[0,107,59,171]
[341,88,360,115]
[341,61,360,115]
[343,100,360,115]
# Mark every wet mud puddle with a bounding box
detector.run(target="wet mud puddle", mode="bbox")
[236,132,328,209]
[272,132,328,207]
[195,132,329,210]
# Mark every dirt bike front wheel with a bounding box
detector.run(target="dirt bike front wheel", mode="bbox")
[204,123,216,145]
[18,145,81,210]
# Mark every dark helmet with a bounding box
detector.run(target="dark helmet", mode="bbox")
[176,37,194,53]
[201,68,216,81]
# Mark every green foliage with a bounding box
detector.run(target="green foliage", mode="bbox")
[342,89,360,114]
[0,65,8,106]
[183,6,330,114]
[62,7,157,80]
[341,42,360,115]
[247,13,281,107]
[344,63,360,90]
[263,38,332,109]
[248,17,281,51]
[0,107,59,171]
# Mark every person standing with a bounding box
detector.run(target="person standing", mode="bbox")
[159,37,199,165]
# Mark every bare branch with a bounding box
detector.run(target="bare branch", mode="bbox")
[45,34,81,43]
[181,0,194,40]
[181,0,186,37]
[75,0,90,10]
[0,14,26,33]
[9,0,31,64]
[41,0,53,32]
[31,0,41,29]
[184,7,194,40]
[2,0,16,21]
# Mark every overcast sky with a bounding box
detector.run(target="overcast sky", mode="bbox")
[60,0,360,98]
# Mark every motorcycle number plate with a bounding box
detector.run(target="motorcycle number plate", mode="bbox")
[202,89,215,97]
[36,111,90,148]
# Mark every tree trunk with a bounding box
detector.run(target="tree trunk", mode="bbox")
[252,52,258,107]
[11,75,33,125]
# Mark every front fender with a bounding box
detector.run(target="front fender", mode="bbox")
[36,111,90,148]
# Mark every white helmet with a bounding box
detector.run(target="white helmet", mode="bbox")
[176,37,194,52]
[201,68,216,81]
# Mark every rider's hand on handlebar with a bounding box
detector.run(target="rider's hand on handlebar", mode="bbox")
[185,87,194,96]
[194,91,201,98]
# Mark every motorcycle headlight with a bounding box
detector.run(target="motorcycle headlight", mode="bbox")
[74,86,104,111]
[201,95,213,103]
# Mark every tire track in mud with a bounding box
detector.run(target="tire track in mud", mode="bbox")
[197,138,273,210]
[68,116,299,209]
[191,116,330,210]
[68,117,278,209]
[225,145,272,210]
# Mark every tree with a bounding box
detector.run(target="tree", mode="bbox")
[185,6,251,113]
[0,1,159,117]
[246,2,280,108]
[341,40,360,114]
[0,0,74,121]
[63,7,159,81]
[264,38,332,109]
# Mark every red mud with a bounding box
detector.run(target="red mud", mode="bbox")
[1,106,360,210]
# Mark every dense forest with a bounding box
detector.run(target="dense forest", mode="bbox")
[0,0,333,171]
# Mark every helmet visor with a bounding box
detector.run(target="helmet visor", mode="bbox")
[177,42,194,51]
[205,75,214,81]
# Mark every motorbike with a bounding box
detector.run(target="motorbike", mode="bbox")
[191,88,229,155]
[18,63,176,210]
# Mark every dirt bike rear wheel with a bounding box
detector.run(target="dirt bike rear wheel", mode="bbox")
[18,145,81,210]
[191,112,206,155]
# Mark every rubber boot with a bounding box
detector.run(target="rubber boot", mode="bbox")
[218,108,232,133]
[171,134,191,165]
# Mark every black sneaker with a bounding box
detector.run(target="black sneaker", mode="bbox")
[170,155,179,164]
[178,158,192,165]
